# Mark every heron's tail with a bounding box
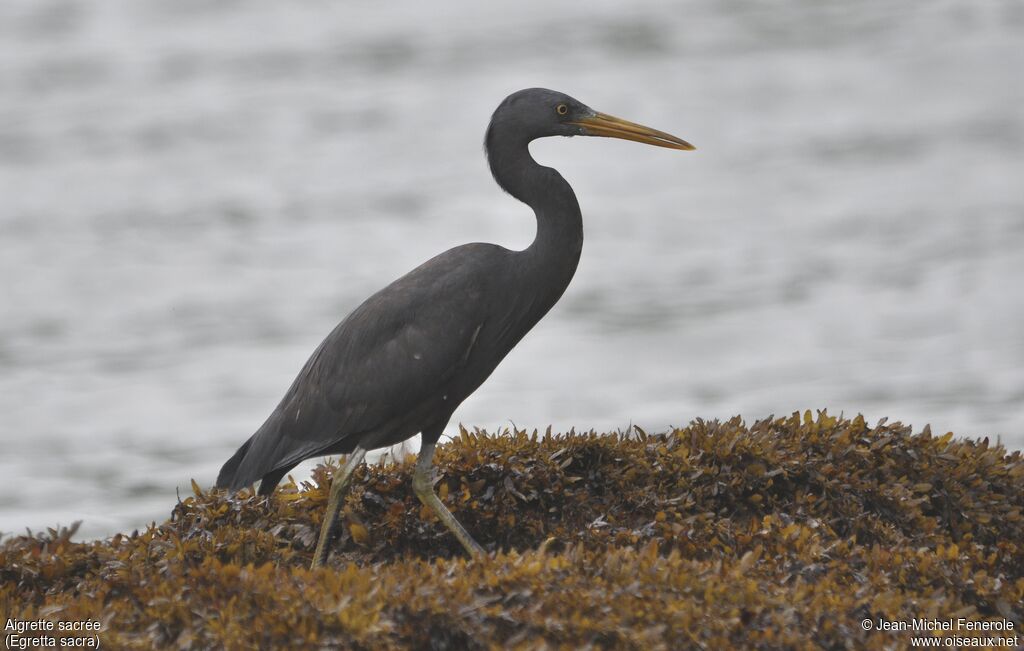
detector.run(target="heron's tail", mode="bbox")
[215,435,255,490]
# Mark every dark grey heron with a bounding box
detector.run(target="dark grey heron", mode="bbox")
[215,88,693,567]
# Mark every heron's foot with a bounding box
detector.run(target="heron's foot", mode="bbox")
[414,481,484,557]
[413,443,485,558]
[310,447,367,569]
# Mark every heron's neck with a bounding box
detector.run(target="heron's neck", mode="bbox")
[486,135,583,288]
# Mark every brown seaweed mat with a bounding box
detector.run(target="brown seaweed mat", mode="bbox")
[3,412,1022,649]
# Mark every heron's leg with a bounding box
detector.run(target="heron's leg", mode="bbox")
[311,446,367,569]
[412,442,484,556]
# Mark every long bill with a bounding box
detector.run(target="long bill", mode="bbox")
[570,112,695,150]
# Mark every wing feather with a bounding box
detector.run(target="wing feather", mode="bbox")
[220,244,502,489]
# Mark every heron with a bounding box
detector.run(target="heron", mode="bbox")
[215,88,693,567]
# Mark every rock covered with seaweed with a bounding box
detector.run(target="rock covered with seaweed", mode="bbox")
[2,412,1022,649]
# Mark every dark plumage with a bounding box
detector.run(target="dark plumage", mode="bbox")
[215,88,693,566]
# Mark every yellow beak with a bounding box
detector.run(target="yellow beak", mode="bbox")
[569,112,695,150]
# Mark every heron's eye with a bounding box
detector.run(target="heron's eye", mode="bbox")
[556,104,569,116]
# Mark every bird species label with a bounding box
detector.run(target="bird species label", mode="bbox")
[4,618,101,649]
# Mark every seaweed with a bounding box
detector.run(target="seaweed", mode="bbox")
[2,411,1022,649]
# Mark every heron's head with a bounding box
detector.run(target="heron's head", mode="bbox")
[489,88,694,150]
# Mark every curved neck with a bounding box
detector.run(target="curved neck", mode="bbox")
[486,131,583,287]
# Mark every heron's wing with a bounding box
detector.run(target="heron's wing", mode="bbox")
[310,282,486,437]
[222,246,498,489]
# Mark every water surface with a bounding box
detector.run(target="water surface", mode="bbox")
[1,0,1022,538]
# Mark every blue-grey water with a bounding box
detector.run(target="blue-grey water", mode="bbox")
[1,0,1022,539]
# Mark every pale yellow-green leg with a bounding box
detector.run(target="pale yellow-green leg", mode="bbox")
[413,442,484,556]
[311,447,367,568]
